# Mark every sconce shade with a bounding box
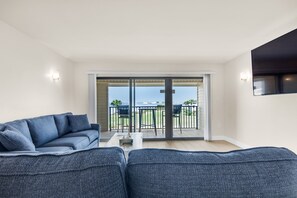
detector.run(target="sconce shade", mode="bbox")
[240,72,249,81]
[52,72,60,81]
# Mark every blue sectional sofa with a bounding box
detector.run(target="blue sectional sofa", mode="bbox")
[0,113,100,152]
[0,147,296,198]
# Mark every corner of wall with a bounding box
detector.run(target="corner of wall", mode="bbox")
[0,20,76,121]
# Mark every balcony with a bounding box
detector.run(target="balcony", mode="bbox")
[109,105,200,133]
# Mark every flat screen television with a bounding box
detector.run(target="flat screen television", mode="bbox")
[251,28,297,96]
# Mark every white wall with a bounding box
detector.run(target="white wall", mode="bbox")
[224,52,297,153]
[73,62,225,136]
[0,21,74,122]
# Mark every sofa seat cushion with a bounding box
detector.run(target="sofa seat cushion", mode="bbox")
[87,139,98,149]
[0,130,35,151]
[5,120,33,142]
[54,112,72,136]
[42,136,90,150]
[0,148,127,198]
[27,115,59,147]
[36,146,73,152]
[63,130,98,142]
[127,147,297,198]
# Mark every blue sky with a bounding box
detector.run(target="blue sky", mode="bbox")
[109,86,197,105]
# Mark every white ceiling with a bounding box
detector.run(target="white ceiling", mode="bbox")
[0,0,297,64]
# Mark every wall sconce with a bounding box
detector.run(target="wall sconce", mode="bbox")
[240,72,250,81]
[52,72,60,81]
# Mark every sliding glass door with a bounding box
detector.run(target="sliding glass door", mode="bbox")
[172,79,203,138]
[134,79,166,139]
[97,79,130,133]
[97,77,204,140]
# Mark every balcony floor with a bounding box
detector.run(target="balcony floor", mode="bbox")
[100,129,203,142]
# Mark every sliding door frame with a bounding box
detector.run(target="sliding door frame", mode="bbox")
[91,74,211,141]
[165,78,173,139]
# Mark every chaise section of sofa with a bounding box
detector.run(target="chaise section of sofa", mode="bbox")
[0,113,100,152]
[0,147,127,198]
[127,147,297,198]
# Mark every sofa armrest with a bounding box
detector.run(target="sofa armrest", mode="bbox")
[0,148,127,197]
[91,124,101,144]
[91,123,100,132]
[127,147,297,197]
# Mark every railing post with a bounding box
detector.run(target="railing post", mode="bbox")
[109,107,111,131]
[196,106,199,129]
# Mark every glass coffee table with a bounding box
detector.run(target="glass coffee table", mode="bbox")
[105,132,143,158]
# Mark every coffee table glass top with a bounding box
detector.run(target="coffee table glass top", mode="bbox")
[105,133,143,154]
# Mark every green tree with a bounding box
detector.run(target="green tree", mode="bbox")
[183,99,197,106]
[183,99,197,116]
[110,99,122,108]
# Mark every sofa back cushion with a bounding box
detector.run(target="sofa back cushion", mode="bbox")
[127,147,297,198]
[0,124,6,131]
[0,124,7,151]
[67,114,91,132]
[5,120,33,142]
[54,112,72,136]
[27,115,59,147]
[0,148,127,198]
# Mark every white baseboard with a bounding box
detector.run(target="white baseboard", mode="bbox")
[212,136,251,149]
